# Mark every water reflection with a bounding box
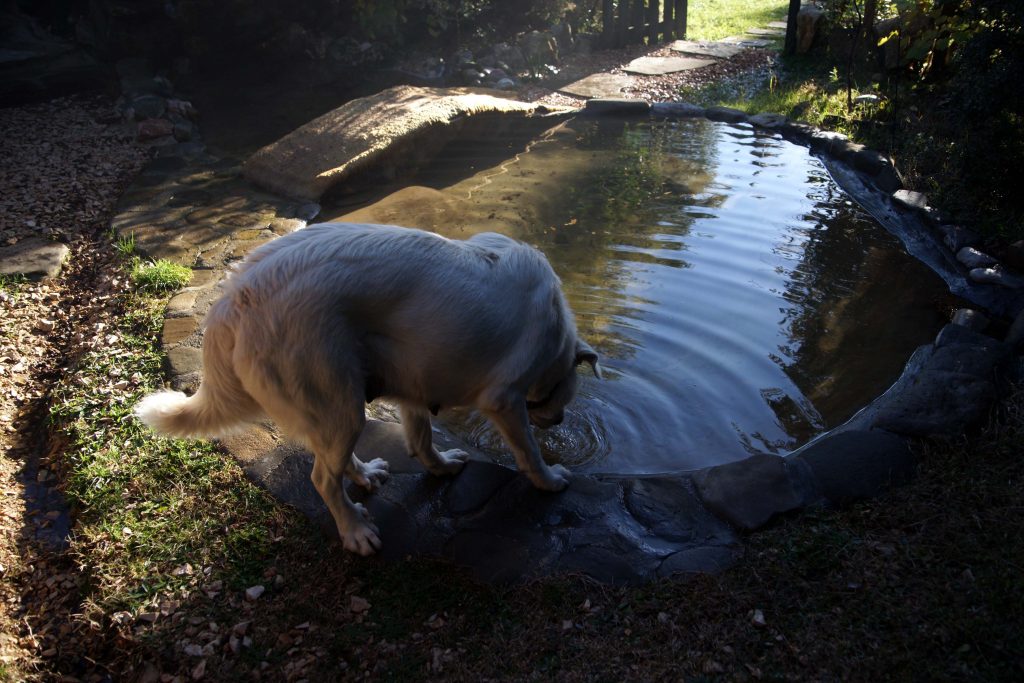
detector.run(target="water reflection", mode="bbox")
[327,117,953,473]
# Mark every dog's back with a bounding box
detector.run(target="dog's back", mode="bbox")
[137,223,577,437]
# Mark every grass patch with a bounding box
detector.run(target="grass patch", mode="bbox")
[686,0,789,42]
[130,258,192,293]
[48,261,286,618]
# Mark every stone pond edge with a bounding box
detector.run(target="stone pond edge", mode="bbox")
[107,91,1024,585]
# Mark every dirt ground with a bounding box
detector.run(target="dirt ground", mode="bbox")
[0,96,149,676]
[3,44,1021,682]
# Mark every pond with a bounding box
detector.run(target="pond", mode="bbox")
[327,115,954,474]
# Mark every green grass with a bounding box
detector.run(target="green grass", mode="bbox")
[130,258,192,293]
[48,260,284,617]
[686,0,789,41]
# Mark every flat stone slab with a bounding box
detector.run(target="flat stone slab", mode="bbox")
[841,324,1010,438]
[559,72,634,99]
[721,36,772,48]
[242,85,573,202]
[693,453,816,531]
[0,237,69,279]
[793,430,915,506]
[242,419,740,585]
[767,21,789,30]
[746,28,785,37]
[669,40,746,60]
[623,56,715,76]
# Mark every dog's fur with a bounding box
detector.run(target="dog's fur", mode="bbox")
[135,223,600,555]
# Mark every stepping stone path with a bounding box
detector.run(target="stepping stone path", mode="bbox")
[669,40,747,60]
[746,27,785,38]
[558,72,634,99]
[622,55,715,76]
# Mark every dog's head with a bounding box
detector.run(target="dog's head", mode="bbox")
[526,339,601,429]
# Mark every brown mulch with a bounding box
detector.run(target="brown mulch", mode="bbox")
[0,95,149,680]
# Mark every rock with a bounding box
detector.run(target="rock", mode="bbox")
[692,453,814,531]
[951,308,989,332]
[969,266,1024,289]
[244,585,265,601]
[349,595,370,613]
[34,319,54,334]
[750,609,767,628]
[130,94,166,120]
[652,102,706,118]
[243,86,573,202]
[864,340,1006,437]
[0,9,106,105]
[793,430,914,506]
[892,189,928,211]
[933,323,1007,354]
[623,56,714,76]
[494,78,517,91]
[173,121,196,142]
[797,6,825,54]
[484,67,510,83]
[669,40,745,59]
[137,118,174,141]
[1006,309,1024,350]
[748,112,787,129]
[940,224,979,252]
[166,346,203,377]
[492,42,527,72]
[957,247,997,269]
[704,106,748,123]
[295,203,321,222]
[1002,239,1024,271]
[0,237,70,279]
[584,98,650,115]
[520,31,558,69]
[560,73,633,99]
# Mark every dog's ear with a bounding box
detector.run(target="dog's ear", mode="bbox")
[574,340,602,379]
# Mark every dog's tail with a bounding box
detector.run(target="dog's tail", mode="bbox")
[135,300,259,438]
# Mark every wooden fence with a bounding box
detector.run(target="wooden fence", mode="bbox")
[600,0,690,47]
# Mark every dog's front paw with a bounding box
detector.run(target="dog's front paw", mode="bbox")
[531,463,571,492]
[350,457,390,491]
[433,448,470,476]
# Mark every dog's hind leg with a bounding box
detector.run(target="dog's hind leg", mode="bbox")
[399,404,469,476]
[308,414,383,555]
[484,404,570,492]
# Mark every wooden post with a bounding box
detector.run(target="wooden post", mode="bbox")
[616,0,630,47]
[629,0,644,44]
[674,0,687,39]
[647,1,660,44]
[602,0,615,48]
[664,0,675,41]
[784,0,801,55]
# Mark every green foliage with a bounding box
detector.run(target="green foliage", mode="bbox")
[130,258,192,293]
[686,0,790,42]
[49,276,284,615]
[113,232,136,258]
[351,0,572,45]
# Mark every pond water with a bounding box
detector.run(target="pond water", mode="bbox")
[327,116,954,474]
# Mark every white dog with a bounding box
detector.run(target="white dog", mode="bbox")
[135,223,600,555]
